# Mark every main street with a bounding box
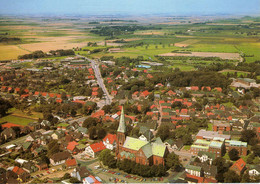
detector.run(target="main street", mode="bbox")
[85,57,113,106]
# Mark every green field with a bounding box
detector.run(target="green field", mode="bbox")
[0,115,34,126]
[1,16,260,71]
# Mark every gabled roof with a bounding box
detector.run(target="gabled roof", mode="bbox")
[12,166,26,175]
[89,142,106,153]
[67,141,79,151]
[231,158,246,172]
[65,158,77,167]
[103,134,116,144]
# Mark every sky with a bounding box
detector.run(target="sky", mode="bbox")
[0,0,259,16]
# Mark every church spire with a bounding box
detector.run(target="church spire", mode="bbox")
[117,107,126,133]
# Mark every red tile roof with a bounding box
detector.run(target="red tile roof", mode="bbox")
[191,86,199,91]
[103,134,116,144]
[2,123,24,128]
[186,174,203,183]
[141,90,149,97]
[65,158,77,167]
[90,142,106,153]
[92,91,98,96]
[67,141,79,151]
[73,100,86,105]
[13,166,26,175]
[231,158,246,172]
[15,88,20,92]
[92,87,99,92]
[214,87,222,92]
[91,110,105,118]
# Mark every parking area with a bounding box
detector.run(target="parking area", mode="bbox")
[87,160,167,183]
[30,165,73,180]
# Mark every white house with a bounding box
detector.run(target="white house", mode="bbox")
[102,134,116,150]
[83,175,102,184]
[85,142,106,158]
[185,165,202,177]
[49,151,71,166]
[249,165,260,177]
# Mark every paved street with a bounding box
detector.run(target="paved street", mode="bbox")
[86,57,113,106]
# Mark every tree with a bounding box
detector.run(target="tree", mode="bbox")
[247,153,255,164]
[82,117,98,128]
[69,177,80,183]
[228,148,239,161]
[88,127,97,140]
[47,140,59,157]
[251,145,260,157]
[62,173,71,180]
[241,171,250,183]
[102,105,111,114]
[224,170,240,183]
[99,149,116,168]
[165,152,182,171]
[70,109,76,117]
[240,130,257,146]
[0,98,12,117]
[156,124,170,141]
[97,127,107,139]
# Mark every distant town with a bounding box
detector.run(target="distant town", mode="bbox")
[0,12,260,184]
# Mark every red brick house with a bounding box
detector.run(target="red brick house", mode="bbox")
[213,122,231,132]
[230,158,246,175]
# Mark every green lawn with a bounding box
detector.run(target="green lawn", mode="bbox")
[207,123,213,131]
[183,145,191,151]
[0,115,34,126]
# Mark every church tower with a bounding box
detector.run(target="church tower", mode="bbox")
[116,107,126,155]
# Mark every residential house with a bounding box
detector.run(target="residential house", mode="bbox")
[83,175,102,184]
[49,151,71,166]
[71,166,91,182]
[65,158,77,168]
[27,122,41,131]
[67,141,79,154]
[185,164,202,177]
[164,139,183,152]
[197,151,215,165]
[230,158,246,176]
[103,134,117,150]
[35,162,48,171]
[22,161,38,173]
[248,165,260,178]
[85,142,106,158]
[12,166,30,182]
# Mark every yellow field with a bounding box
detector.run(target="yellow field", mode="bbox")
[0,44,30,60]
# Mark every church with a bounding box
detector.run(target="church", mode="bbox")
[116,108,169,166]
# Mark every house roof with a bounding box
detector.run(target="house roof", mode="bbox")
[89,142,106,153]
[103,134,116,144]
[65,158,77,167]
[186,164,202,172]
[231,158,246,172]
[12,166,26,175]
[50,151,71,162]
[67,141,79,151]
[198,151,216,160]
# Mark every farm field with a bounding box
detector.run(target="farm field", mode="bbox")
[158,51,242,60]
[0,115,34,126]
[0,16,260,71]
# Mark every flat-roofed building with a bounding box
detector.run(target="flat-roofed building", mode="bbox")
[196,129,231,140]
[225,140,247,156]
